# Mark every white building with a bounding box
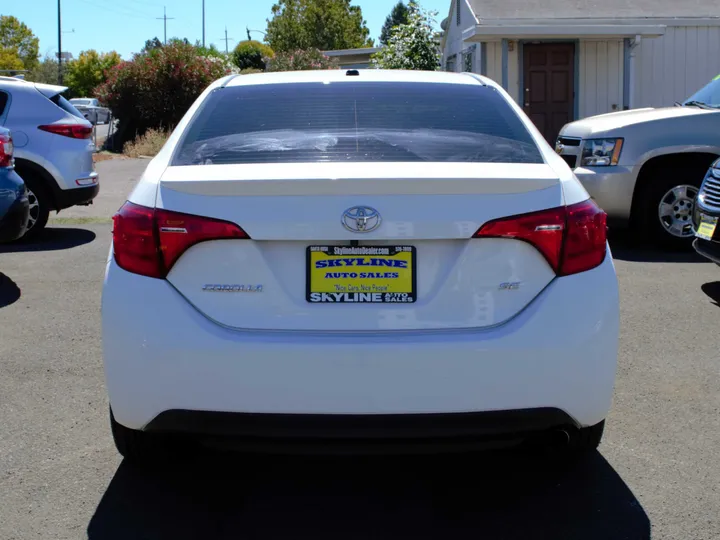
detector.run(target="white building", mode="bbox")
[441,0,720,141]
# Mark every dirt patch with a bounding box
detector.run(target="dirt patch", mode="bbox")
[93,152,126,163]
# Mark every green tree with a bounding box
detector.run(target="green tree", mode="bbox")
[232,40,274,71]
[26,55,61,83]
[372,2,439,71]
[266,0,373,53]
[64,50,122,97]
[0,47,25,72]
[0,16,39,71]
[380,1,410,46]
[141,37,163,54]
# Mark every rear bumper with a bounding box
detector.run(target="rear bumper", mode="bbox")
[145,408,579,452]
[51,180,99,210]
[0,196,30,242]
[102,253,620,433]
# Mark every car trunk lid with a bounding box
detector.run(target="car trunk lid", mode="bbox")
[159,162,564,331]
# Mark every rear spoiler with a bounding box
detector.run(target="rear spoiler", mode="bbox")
[33,82,68,98]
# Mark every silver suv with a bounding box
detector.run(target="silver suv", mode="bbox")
[0,76,99,237]
[557,75,720,248]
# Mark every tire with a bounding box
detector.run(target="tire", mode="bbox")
[110,408,190,464]
[17,173,50,239]
[636,168,703,250]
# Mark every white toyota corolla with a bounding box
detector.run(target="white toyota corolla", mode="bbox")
[102,69,619,461]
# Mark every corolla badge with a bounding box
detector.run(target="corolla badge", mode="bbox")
[342,206,381,233]
[202,284,263,292]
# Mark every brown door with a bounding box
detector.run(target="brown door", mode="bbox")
[523,43,575,143]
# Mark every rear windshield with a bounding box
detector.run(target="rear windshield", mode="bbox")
[50,94,85,119]
[174,81,542,166]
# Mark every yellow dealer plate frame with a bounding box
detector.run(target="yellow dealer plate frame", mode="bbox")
[306,245,416,304]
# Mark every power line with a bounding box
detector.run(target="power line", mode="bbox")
[156,6,175,45]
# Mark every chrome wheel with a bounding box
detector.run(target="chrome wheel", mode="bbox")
[26,187,41,231]
[658,184,699,238]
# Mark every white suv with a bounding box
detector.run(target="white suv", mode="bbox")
[103,70,619,461]
[0,77,98,236]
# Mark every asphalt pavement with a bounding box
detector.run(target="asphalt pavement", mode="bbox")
[1,158,719,539]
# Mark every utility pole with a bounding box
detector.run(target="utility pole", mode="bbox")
[202,0,206,47]
[157,7,175,44]
[221,27,234,54]
[57,0,62,84]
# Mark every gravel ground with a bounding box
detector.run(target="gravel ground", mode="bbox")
[1,158,719,539]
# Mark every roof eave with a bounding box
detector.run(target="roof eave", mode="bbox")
[463,23,667,41]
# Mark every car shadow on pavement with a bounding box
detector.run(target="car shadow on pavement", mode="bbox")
[87,449,650,540]
[609,232,706,263]
[0,273,21,308]
[0,228,96,253]
[701,282,720,308]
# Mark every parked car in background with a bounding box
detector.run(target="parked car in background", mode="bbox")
[103,70,619,463]
[0,77,98,237]
[69,98,111,125]
[693,158,720,264]
[556,74,720,249]
[0,128,29,242]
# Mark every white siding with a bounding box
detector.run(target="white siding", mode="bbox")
[482,42,520,104]
[633,26,720,108]
[485,42,502,84]
[441,0,480,72]
[579,40,624,118]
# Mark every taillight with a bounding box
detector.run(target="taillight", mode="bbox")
[473,199,607,276]
[560,200,608,275]
[38,124,93,139]
[0,132,13,167]
[112,202,249,278]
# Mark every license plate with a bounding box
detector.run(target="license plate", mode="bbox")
[307,245,416,303]
[696,214,718,241]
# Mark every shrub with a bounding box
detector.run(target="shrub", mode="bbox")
[95,41,230,148]
[123,128,170,158]
[240,67,264,75]
[232,40,274,71]
[266,49,338,72]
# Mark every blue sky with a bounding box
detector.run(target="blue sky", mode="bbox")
[3,0,451,60]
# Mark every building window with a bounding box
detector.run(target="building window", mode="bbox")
[456,0,461,25]
[463,51,473,72]
[446,54,456,72]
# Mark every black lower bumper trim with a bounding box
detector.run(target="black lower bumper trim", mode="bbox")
[694,238,720,265]
[53,183,99,210]
[144,408,579,452]
[0,197,29,242]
